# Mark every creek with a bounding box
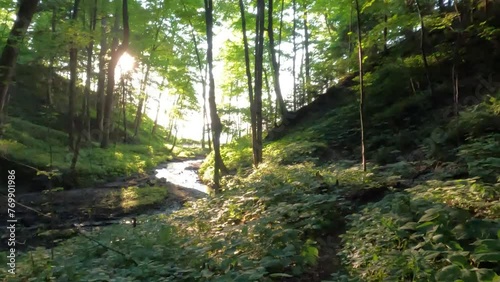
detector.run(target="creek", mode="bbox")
[0,158,208,251]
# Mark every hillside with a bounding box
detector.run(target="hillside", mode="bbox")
[1,0,500,281]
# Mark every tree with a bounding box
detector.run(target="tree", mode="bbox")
[101,0,129,148]
[96,15,108,140]
[68,0,81,150]
[267,0,288,121]
[253,0,265,166]
[204,0,226,188]
[238,0,257,162]
[354,0,366,172]
[414,0,433,95]
[82,0,97,141]
[0,0,40,128]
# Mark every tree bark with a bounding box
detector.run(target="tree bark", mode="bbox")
[186,12,208,150]
[133,63,150,137]
[267,0,287,120]
[121,76,127,143]
[68,0,81,150]
[253,0,265,166]
[46,7,57,106]
[415,0,433,95]
[354,0,366,172]
[0,0,40,127]
[303,8,312,104]
[204,0,227,188]
[82,0,97,141]
[96,16,108,141]
[238,0,256,154]
[101,0,130,148]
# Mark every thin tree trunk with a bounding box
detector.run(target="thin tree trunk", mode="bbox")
[304,9,311,103]
[82,0,97,141]
[133,63,151,137]
[186,12,208,150]
[121,76,127,143]
[267,0,287,120]
[204,0,227,188]
[263,67,273,128]
[253,0,265,166]
[415,0,433,95]
[96,16,108,141]
[46,7,56,106]
[68,0,81,150]
[152,78,165,135]
[238,0,256,151]
[101,0,130,148]
[277,0,285,65]
[354,0,366,172]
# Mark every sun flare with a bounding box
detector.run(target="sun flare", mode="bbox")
[117,52,135,73]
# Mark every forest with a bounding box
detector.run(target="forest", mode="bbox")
[0,0,499,281]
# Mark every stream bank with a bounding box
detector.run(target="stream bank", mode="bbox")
[0,158,208,251]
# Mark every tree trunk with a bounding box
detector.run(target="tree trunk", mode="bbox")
[96,16,108,141]
[267,0,287,120]
[133,63,150,137]
[101,0,130,148]
[253,0,265,166]
[82,0,97,142]
[238,0,256,153]
[415,0,433,95]
[46,7,57,106]
[121,76,127,143]
[304,9,312,104]
[186,13,208,150]
[0,0,40,127]
[263,67,273,129]
[354,0,367,172]
[204,0,227,188]
[152,78,165,135]
[68,0,81,150]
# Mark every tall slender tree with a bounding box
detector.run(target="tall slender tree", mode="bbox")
[238,0,256,159]
[68,0,81,150]
[267,0,287,121]
[96,15,108,140]
[204,0,226,188]
[253,0,265,166]
[354,0,366,172]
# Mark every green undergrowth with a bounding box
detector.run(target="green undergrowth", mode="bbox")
[3,153,380,281]
[0,117,177,187]
[330,179,500,282]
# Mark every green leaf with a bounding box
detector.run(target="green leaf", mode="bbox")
[448,254,468,268]
[269,273,293,278]
[436,265,462,281]
[471,252,500,263]
[418,208,441,223]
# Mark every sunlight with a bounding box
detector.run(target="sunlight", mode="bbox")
[117,52,135,74]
